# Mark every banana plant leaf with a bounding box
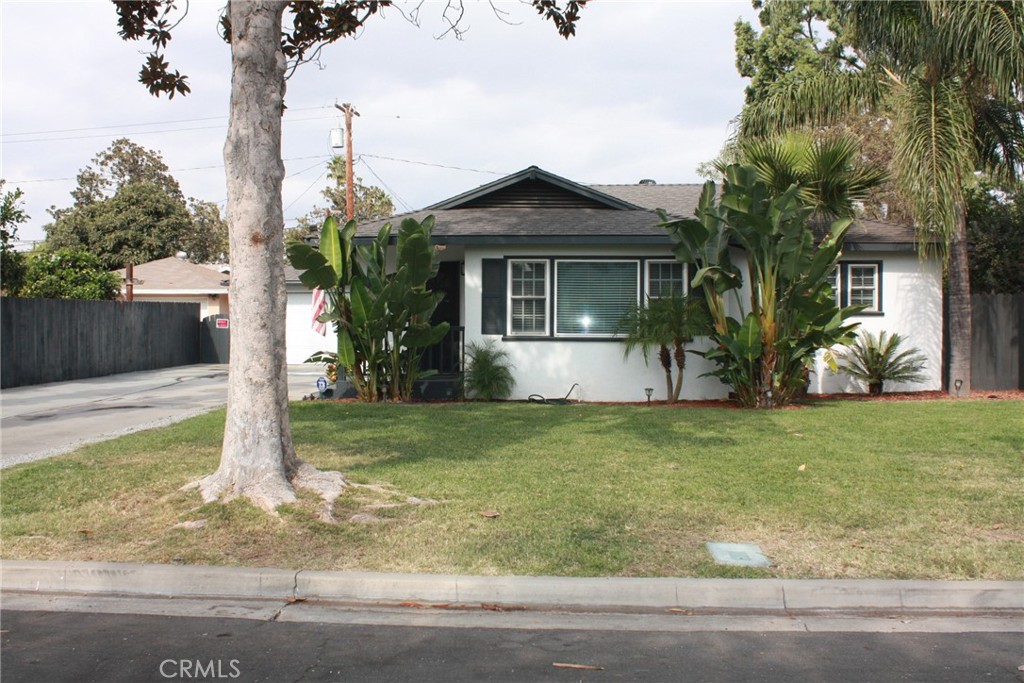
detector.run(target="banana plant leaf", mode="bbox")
[319,216,343,281]
[403,321,450,349]
[336,328,356,369]
[399,233,434,286]
[286,242,338,291]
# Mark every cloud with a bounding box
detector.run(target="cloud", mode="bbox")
[2,0,755,241]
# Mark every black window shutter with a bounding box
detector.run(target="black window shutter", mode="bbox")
[481,259,506,335]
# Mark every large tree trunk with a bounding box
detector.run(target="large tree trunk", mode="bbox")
[946,205,972,396]
[185,0,345,516]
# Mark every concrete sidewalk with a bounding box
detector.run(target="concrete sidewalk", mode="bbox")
[3,560,1022,616]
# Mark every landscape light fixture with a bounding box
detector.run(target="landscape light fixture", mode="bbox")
[954,379,963,397]
[645,387,654,405]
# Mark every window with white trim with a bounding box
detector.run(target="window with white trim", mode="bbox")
[829,262,882,313]
[646,260,688,299]
[508,260,548,335]
[848,264,879,311]
[555,260,639,336]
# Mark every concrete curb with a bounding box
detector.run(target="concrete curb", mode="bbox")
[2,560,1022,613]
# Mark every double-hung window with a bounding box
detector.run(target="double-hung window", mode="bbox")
[508,260,548,335]
[848,264,879,311]
[828,262,881,313]
[646,260,688,300]
[555,260,639,336]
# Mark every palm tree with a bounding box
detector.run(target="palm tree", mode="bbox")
[741,0,1024,395]
[837,329,928,396]
[619,293,710,403]
[723,131,888,221]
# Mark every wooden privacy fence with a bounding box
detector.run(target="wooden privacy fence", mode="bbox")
[971,293,1023,391]
[1,298,201,388]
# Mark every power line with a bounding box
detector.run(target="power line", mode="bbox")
[282,158,336,213]
[360,153,504,176]
[0,105,333,138]
[8,154,334,185]
[357,157,413,213]
[2,115,335,145]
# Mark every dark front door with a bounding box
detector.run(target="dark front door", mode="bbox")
[430,261,461,328]
[424,261,462,374]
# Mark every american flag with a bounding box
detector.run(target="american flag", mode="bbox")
[311,287,327,335]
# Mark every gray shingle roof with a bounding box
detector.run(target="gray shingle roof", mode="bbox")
[349,169,919,248]
[357,207,672,244]
[590,183,705,218]
[594,183,919,246]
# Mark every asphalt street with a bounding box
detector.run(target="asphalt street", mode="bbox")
[0,364,328,468]
[2,607,1021,683]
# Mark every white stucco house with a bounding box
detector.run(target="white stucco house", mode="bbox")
[290,166,944,401]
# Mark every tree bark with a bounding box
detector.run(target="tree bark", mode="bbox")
[659,345,674,403]
[672,342,686,402]
[946,204,972,396]
[185,0,345,515]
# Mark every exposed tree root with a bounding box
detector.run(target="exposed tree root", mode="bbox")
[291,461,348,523]
[181,462,445,524]
[181,459,348,522]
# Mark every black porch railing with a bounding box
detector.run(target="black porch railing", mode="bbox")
[421,325,464,376]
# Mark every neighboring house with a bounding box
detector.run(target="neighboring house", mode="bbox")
[286,262,338,365]
[114,256,230,320]
[289,166,943,400]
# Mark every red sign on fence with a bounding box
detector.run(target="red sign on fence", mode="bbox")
[216,319,229,329]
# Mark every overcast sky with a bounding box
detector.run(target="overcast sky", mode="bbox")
[1,0,758,243]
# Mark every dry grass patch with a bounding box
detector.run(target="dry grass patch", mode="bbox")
[2,399,1021,579]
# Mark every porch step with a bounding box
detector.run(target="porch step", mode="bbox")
[412,374,463,401]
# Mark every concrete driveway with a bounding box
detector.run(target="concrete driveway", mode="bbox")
[1,364,330,469]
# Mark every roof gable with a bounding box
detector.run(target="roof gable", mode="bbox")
[349,167,919,249]
[429,166,640,211]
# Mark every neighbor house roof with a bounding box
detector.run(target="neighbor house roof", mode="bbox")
[114,256,230,294]
[345,165,920,251]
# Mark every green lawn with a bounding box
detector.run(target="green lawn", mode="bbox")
[2,399,1021,579]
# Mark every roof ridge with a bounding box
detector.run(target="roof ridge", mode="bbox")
[590,182,703,187]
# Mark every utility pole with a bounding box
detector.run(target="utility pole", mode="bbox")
[125,261,134,302]
[334,102,359,221]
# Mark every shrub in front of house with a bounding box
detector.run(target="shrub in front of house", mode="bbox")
[464,340,515,400]
[836,330,927,396]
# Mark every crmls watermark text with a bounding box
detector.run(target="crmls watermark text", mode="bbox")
[159,660,241,679]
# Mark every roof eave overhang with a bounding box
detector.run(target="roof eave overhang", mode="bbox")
[841,242,920,252]
[127,288,228,295]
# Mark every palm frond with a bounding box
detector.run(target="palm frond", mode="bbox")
[736,131,887,219]
[890,75,975,256]
[932,0,1024,100]
[740,69,888,139]
[837,329,928,392]
[972,95,1024,183]
[845,0,930,72]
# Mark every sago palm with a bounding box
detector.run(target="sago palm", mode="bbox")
[741,0,1024,395]
[837,330,928,396]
